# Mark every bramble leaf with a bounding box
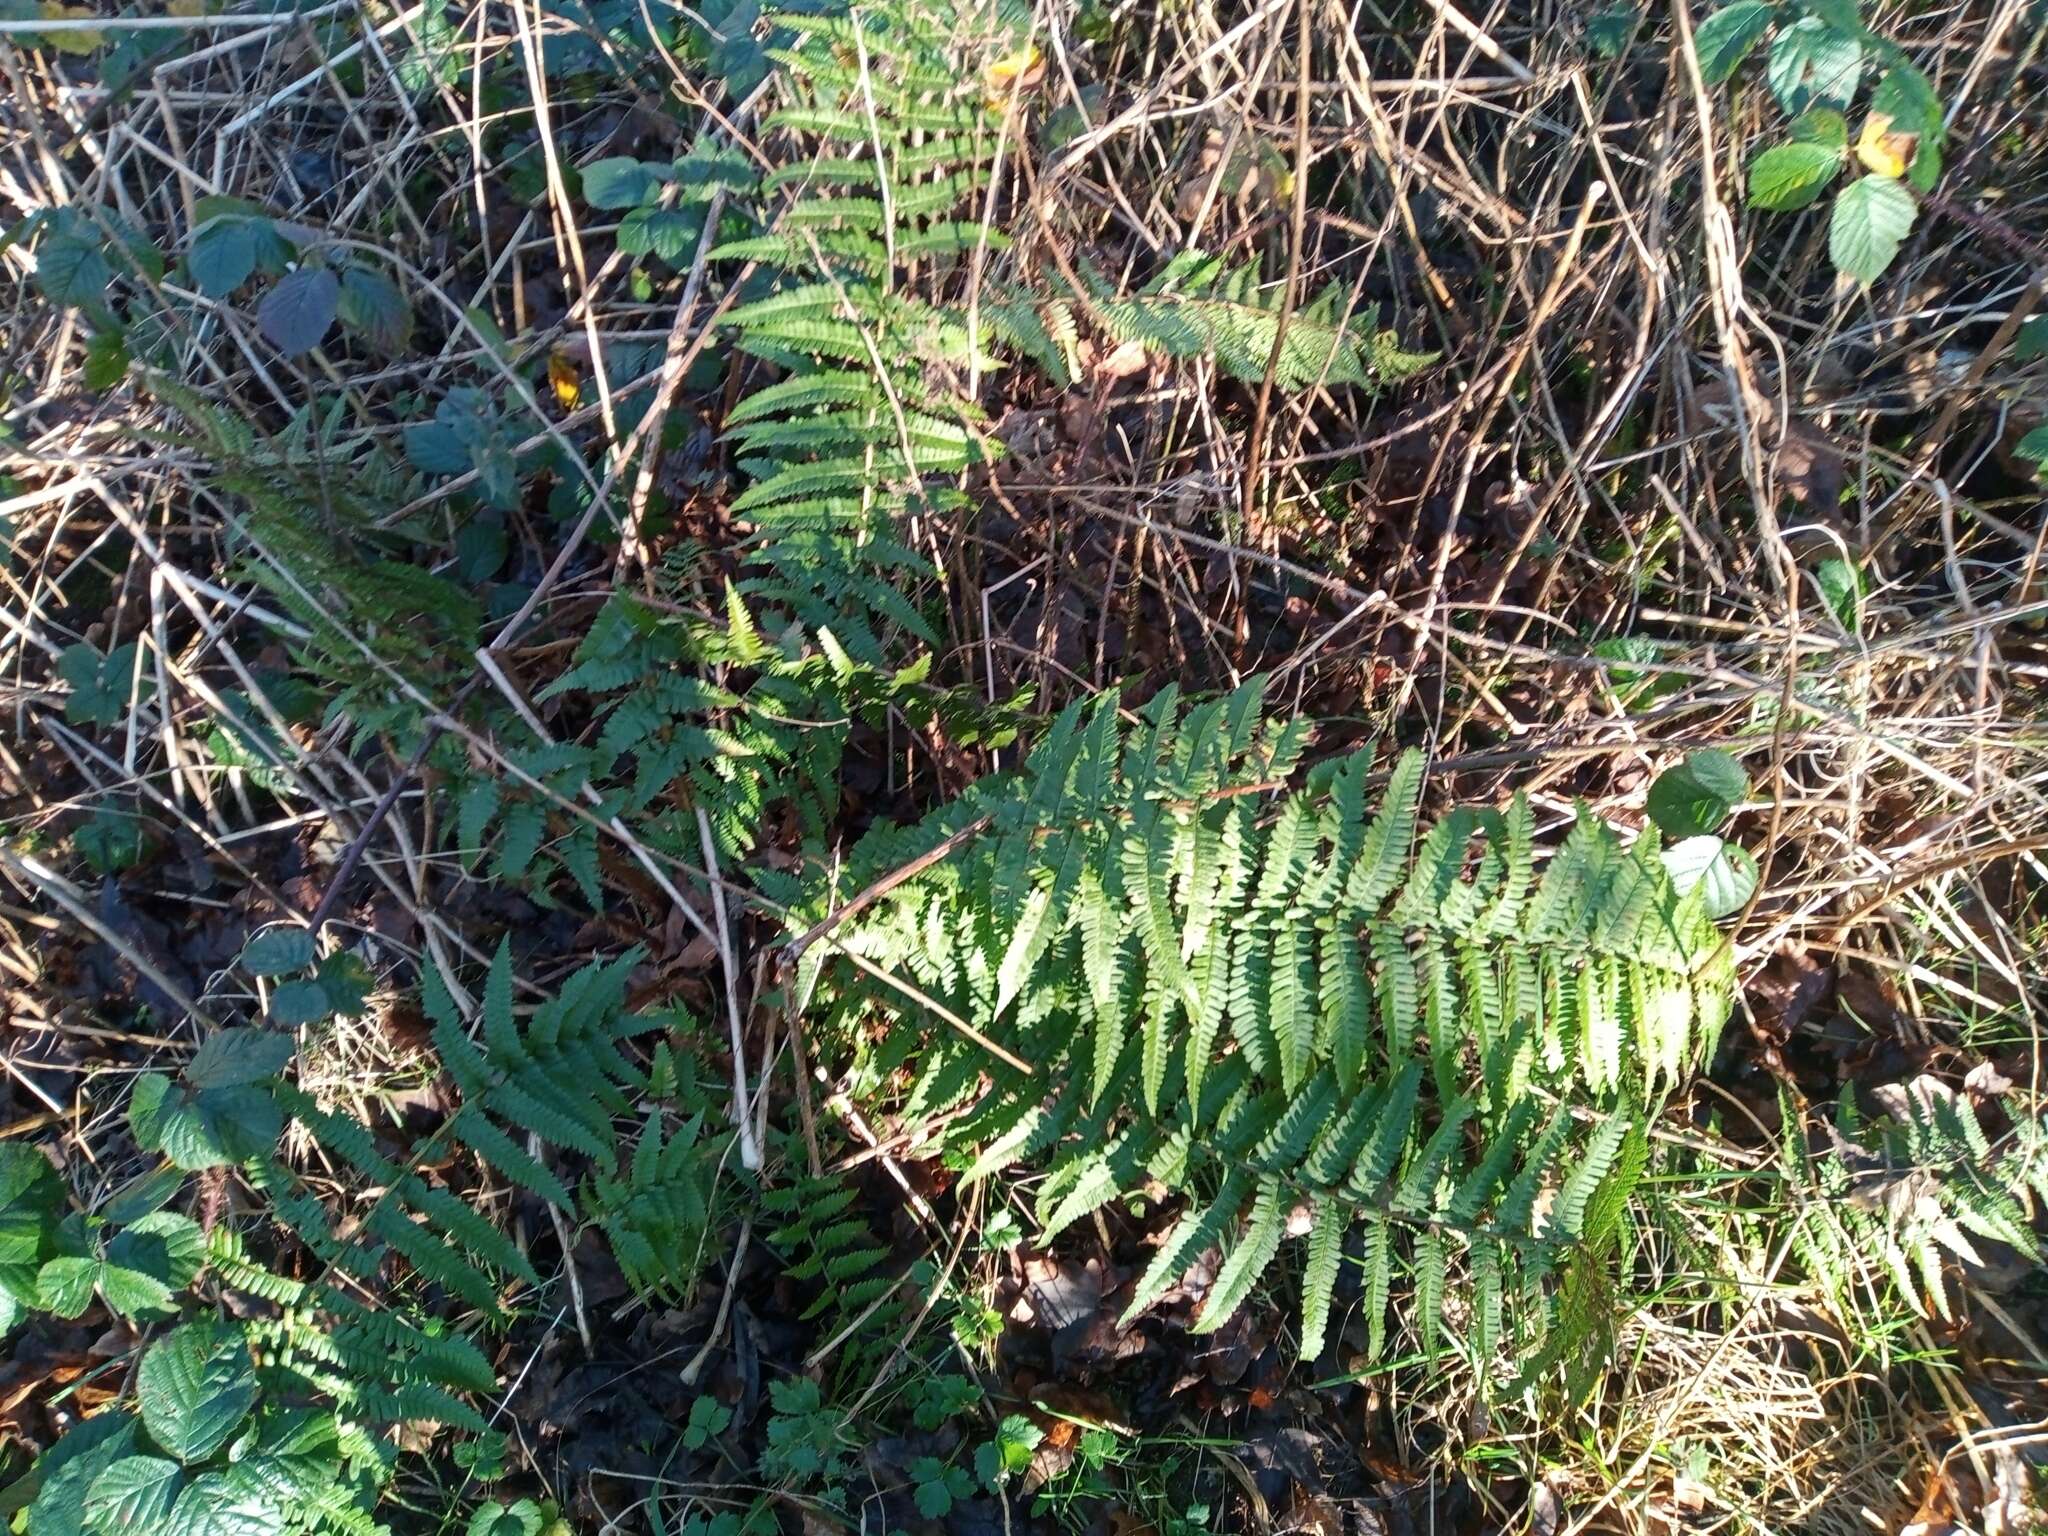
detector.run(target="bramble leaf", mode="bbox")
[1693,1,1774,83]
[1829,173,1916,282]
[1747,140,1842,210]
[138,1319,258,1462]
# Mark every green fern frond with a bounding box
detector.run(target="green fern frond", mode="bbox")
[811,678,1736,1374]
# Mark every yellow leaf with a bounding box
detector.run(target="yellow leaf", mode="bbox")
[37,1,103,53]
[982,42,1044,109]
[167,0,212,14]
[1257,140,1294,204]
[1855,112,1916,179]
[548,352,581,411]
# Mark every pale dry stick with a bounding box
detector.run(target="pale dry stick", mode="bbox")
[963,17,1033,404]
[40,716,300,917]
[1447,181,1680,732]
[836,943,1035,1075]
[1647,471,1734,589]
[840,1188,984,1421]
[348,0,438,153]
[1033,0,1157,253]
[486,273,750,644]
[1048,484,1846,702]
[306,237,607,505]
[1558,1220,1809,1536]
[1269,585,1392,686]
[145,567,202,818]
[0,6,346,31]
[1175,14,1292,254]
[539,1157,593,1354]
[978,556,1048,769]
[1417,0,1533,81]
[212,3,425,141]
[154,569,309,640]
[675,1217,750,1387]
[506,0,618,451]
[784,814,995,967]
[462,0,496,284]
[785,225,946,600]
[89,477,479,992]
[618,188,729,578]
[467,648,721,944]
[1391,180,1606,724]
[1669,0,1783,584]
[1870,275,2044,563]
[557,76,772,334]
[748,950,776,1158]
[802,1094,945,1369]
[181,465,747,919]
[0,847,218,1030]
[1240,0,1314,536]
[143,481,1016,1071]
[693,805,764,1172]
[292,17,434,252]
[849,10,899,283]
[0,1053,70,1138]
[1043,0,1296,182]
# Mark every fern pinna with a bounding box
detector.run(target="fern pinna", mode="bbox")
[13,945,709,1536]
[759,1168,906,1386]
[1783,1078,2047,1330]
[710,0,1027,660]
[217,946,666,1426]
[1045,251,1437,393]
[713,2,1436,661]
[804,679,1737,1368]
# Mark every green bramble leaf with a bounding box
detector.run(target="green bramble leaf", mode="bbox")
[76,809,146,874]
[1790,107,1848,148]
[269,954,372,1026]
[467,1500,545,1536]
[1747,140,1842,210]
[0,1143,64,1311]
[1647,749,1747,837]
[137,1319,258,1462]
[57,643,146,728]
[1584,5,1636,57]
[83,330,129,390]
[36,1255,98,1318]
[157,1470,274,1536]
[185,1029,293,1090]
[580,157,668,210]
[1871,60,1943,141]
[22,1411,140,1536]
[1765,17,1860,113]
[257,266,339,356]
[102,1211,204,1322]
[238,927,315,977]
[1829,174,1916,283]
[2016,424,2048,475]
[35,232,112,310]
[336,265,413,353]
[1815,556,1864,629]
[618,206,704,264]
[129,1070,282,1172]
[84,1455,185,1530]
[1662,835,1759,918]
[1693,1,1774,83]
[185,198,287,298]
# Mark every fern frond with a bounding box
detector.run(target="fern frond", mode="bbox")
[816,679,1738,1375]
